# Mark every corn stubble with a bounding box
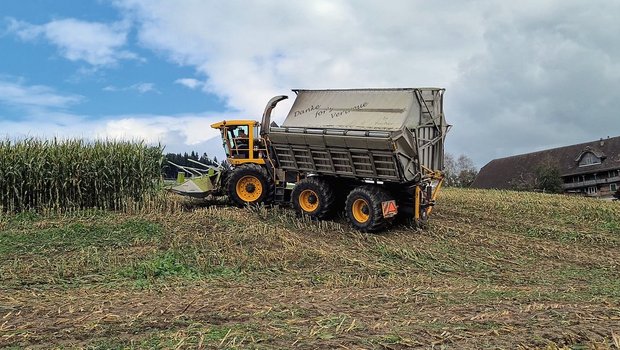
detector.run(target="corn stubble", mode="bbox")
[2,188,620,348]
[0,138,162,212]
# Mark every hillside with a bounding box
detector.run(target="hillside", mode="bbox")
[1,188,619,349]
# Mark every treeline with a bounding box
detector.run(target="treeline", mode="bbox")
[162,151,220,179]
[443,153,478,187]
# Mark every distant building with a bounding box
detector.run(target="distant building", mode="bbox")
[472,136,620,200]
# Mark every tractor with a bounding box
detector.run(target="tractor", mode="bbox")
[168,88,449,232]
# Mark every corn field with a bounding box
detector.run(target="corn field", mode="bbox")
[0,138,163,212]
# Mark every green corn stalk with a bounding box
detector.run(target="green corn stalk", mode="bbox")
[0,138,163,213]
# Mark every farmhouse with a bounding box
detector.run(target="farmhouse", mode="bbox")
[472,136,620,199]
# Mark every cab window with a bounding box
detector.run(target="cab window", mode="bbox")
[231,125,250,158]
[220,128,231,156]
[234,125,249,144]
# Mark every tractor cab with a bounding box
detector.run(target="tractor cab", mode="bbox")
[210,120,267,166]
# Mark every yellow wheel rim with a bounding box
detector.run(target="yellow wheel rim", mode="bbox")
[299,189,319,212]
[351,198,370,223]
[236,175,263,202]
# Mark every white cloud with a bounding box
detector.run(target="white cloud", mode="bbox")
[4,2,620,167]
[6,17,138,67]
[114,0,486,117]
[447,0,620,164]
[113,0,620,167]
[97,115,227,156]
[103,82,158,94]
[101,114,220,145]
[132,82,156,93]
[0,78,226,157]
[0,111,229,157]
[174,78,203,90]
[0,78,83,111]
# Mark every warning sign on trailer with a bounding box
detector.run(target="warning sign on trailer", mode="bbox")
[381,200,398,218]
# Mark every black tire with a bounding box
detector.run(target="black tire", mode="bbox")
[345,185,395,232]
[331,178,352,217]
[226,164,274,207]
[291,177,337,219]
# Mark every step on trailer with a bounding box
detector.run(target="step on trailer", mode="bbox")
[168,88,450,232]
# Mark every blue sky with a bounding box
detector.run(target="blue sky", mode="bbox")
[1,1,619,166]
[0,0,230,157]
[0,0,223,118]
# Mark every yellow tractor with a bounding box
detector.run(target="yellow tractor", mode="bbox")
[171,89,448,232]
[209,119,275,206]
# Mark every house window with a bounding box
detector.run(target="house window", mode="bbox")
[579,152,601,167]
[611,184,618,192]
[586,186,597,195]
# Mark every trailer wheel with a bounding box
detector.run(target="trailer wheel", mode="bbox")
[226,164,274,207]
[345,185,394,232]
[291,177,336,219]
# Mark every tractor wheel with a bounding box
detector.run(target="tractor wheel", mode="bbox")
[291,177,337,219]
[345,185,395,232]
[226,164,274,207]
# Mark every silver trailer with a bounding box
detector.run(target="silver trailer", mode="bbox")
[268,88,449,183]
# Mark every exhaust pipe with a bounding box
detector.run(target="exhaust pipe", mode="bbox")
[260,95,288,137]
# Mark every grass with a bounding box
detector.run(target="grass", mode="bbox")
[1,188,620,348]
[0,218,162,255]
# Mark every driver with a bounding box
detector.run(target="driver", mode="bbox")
[236,129,249,157]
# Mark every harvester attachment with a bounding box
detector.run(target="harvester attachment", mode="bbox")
[165,159,224,198]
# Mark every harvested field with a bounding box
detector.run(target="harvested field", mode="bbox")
[1,188,619,349]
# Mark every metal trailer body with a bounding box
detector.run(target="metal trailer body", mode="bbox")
[267,88,449,183]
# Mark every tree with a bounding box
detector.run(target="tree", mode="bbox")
[508,173,537,192]
[456,154,478,187]
[443,153,478,187]
[535,165,563,193]
[443,153,458,186]
[508,160,563,194]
